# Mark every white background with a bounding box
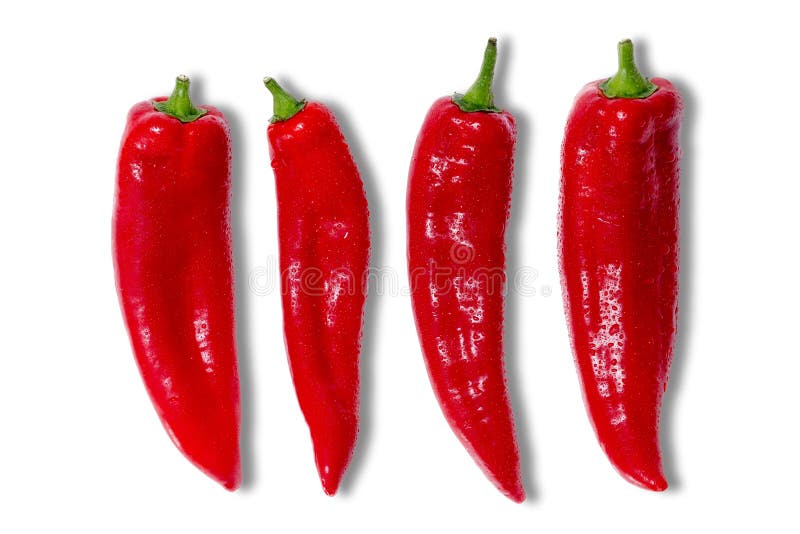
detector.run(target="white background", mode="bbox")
[1,0,798,531]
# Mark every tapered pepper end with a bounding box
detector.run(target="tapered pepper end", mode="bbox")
[320,469,343,497]
[501,479,526,503]
[162,415,242,491]
[452,38,502,112]
[264,77,306,123]
[605,441,668,491]
[153,75,208,123]
[619,467,668,492]
[483,461,526,503]
[213,457,243,492]
[314,450,350,496]
[204,433,242,491]
[599,39,658,99]
[181,444,242,491]
[310,416,357,496]
[458,421,526,502]
[209,467,242,492]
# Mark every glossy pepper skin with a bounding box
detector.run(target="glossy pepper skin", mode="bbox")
[113,76,241,490]
[559,40,682,491]
[407,39,524,502]
[265,79,369,496]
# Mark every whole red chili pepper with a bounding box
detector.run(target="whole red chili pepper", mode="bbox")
[407,39,524,502]
[264,78,370,496]
[559,40,682,491]
[113,76,241,490]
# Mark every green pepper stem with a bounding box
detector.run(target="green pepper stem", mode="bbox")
[599,39,658,99]
[263,77,306,122]
[153,75,207,123]
[453,38,500,112]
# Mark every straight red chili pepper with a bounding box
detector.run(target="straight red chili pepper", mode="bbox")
[407,39,524,502]
[559,40,682,491]
[113,76,241,490]
[265,78,370,496]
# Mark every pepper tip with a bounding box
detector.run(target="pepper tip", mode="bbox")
[621,468,668,492]
[507,487,526,503]
[214,463,242,492]
[321,478,340,496]
[318,461,347,496]
[222,479,240,492]
[645,475,668,492]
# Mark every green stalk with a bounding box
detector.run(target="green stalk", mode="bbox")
[153,75,207,123]
[263,77,306,122]
[453,38,501,112]
[599,39,658,99]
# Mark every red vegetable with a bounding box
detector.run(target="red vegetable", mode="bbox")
[113,76,241,490]
[264,78,370,496]
[559,40,682,490]
[407,39,524,502]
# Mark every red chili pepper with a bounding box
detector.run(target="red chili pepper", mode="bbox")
[264,78,370,496]
[407,39,524,502]
[113,76,241,490]
[559,40,682,491]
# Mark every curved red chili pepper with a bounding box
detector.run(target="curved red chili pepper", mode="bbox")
[559,40,682,490]
[407,39,524,502]
[113,76,241,490]
[265,78,370,496]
